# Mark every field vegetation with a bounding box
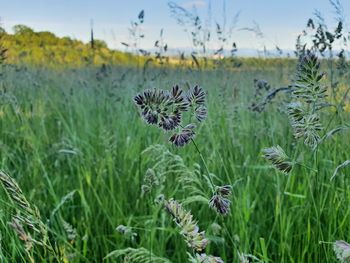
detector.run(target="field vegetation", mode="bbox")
[0,1,350,262]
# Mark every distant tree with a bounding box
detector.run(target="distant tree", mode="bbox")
[0,29,7,64]
[60,36,73,46]
[37,31,58,45]
[0,24,144,67]
[93,40,108,49]
[13,24,34,34]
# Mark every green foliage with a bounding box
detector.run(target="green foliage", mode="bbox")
[0,62,349,262]
[0,24,301,70]
[13,25,34,35]
[105,247,172,262]
[1,25,144,67]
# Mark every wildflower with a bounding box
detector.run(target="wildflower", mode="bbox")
[262,145,293,174]
[333,240,350,263]
[169,124,196,147]
[164,199,208,252]
[209,185,232,215]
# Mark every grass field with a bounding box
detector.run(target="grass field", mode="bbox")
[0,61,349,262]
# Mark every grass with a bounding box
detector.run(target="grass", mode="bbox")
[0,63,349,262]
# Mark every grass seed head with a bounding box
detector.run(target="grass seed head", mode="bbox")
[141,168,159,194]
[287,102,306,123]
[169,124,196,147]
[0,171,31,212]
[209,185,232,216]
[116,225,137,242]
[134,89,174,128]
[189,253,224,263]
[296,114,322,147]
[164,199,208,252]
[262,145,293,174]
[216,185,232,197]
[0,171,50,252]
[209,194,231,216]
[293,51,327,107]
[134,85,207,148]
[134,85,199,132]
[62,220,77,241]
[187,85,206,106]
[334,240,350,263]
[159,112,182,131]
[171,85,190,111]
[8,216,33,251]
[195,105,207,122]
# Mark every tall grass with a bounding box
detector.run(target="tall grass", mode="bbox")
[0,60,349,262]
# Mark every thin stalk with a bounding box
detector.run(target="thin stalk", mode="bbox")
[190,138,216,193]
[294,162,318,173]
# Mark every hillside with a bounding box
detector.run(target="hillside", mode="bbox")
[0,25,142,67]
[0,24,301,70]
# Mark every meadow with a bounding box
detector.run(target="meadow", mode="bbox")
[1,2,350,262]
[0,57,349,263]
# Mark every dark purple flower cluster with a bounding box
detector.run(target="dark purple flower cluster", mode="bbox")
[169,124,196,147]
[209,185,232,216]
[134,84,207,147]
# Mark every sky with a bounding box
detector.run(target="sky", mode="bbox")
[1,0,349,54]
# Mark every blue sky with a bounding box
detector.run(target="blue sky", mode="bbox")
[1,0,349,52]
